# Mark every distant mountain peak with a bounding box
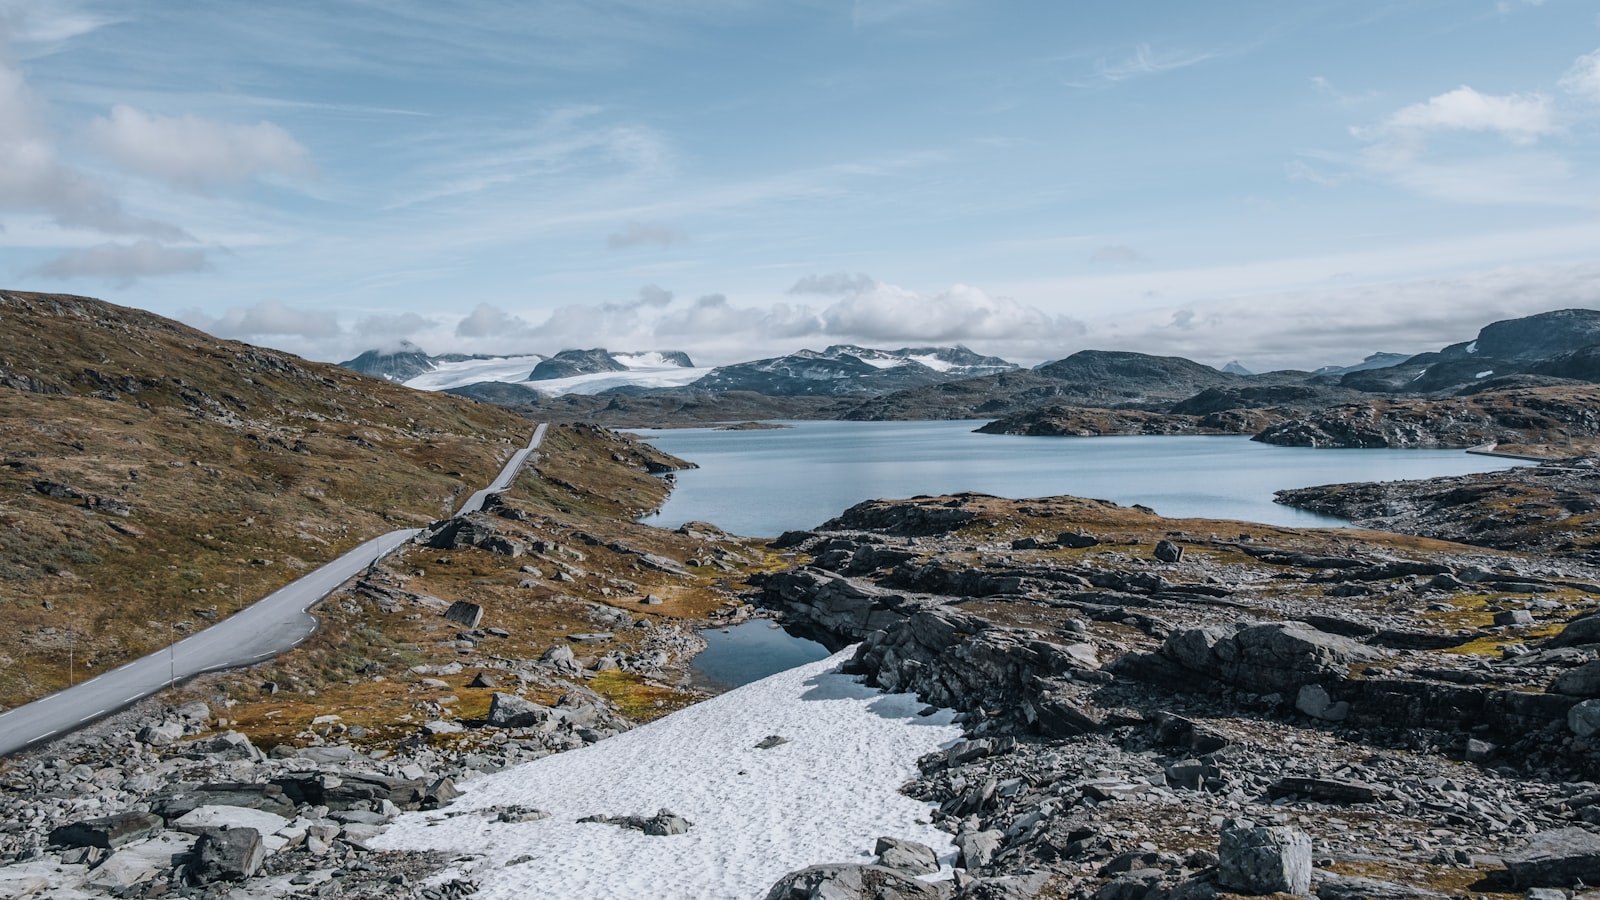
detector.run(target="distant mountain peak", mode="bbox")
[1221,360,1253,376]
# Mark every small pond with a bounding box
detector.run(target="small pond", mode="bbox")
[689,620,831,691]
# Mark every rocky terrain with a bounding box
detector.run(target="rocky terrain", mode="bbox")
[0,420,776,899]
[748,492,1600,898]
[0,291,538,709]
[1276,457,1600,562]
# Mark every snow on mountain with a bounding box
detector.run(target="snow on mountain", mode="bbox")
[391,348,703,394]
[691,345,1018,396]
[403,355,546,391]
[522,364,715,396]
[372,649,962,899]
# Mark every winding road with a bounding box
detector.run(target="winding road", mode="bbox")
[0,424,547,758]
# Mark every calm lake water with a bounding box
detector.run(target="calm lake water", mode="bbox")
[690,620,831,691]
[636,420,1529,537]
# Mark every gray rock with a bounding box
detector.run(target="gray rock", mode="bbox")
[188,827,266,883]
[578,808,693,836]
[151,782,296,820]
[1161,621,1381,696]
[137,720,186,746]
[182,730,262,761]
[1569,699,1600,737]
[1216,822,1311,895]
[487,692,554,729]
[1505,827,1600,888]
[1552,661,1600,697]
[1154,540,1185,563]
[763,863,954,900]
[1496,609,1536,626]
[496,805,551,823]
[1548,615,1600,648]
[84,850,159,891]
[955,829,1004,869]
[49,811,163,849]
[1295,684,1350,721]
[444,600,484,628]
[1056,531,1100,549]
[875,836,940,874]
[755,735,790,750]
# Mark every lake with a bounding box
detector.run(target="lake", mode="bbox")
[635,420,1529,537]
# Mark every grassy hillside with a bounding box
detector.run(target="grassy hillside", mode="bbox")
[0,290,538,708]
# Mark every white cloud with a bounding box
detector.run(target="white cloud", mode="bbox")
[1561,49,1600,103]
[87,105,315,191]
[455,303,537,339]
[26,239,206,284]
[1074,261,1600,373]
[1373,86,1555,145]
[353,311,439,340]
[186,300,341,340]
[0,51,187,238]
[606,221,684,250]
[818,282,1081,344]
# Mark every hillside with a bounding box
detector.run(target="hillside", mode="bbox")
[0,290,540,709]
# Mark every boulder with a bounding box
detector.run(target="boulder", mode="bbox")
[136,720,186,746]
[181,730,262,761]
[152,782,296,820]
[1057,532,1100,549]
[955,830,1005,869]
[84,850,158,891]
[1217,823,1311,896]
[49,811,163,849]
[1504,827,1600,888]
[1547,615,1600,648]
[1154,540,1184,563]
[1551,661,1600,697]
[1161,621,1381,696]
[875,836,940,874]
[764,864,954,900]
[1295,684,1350,722]
[188,827,266,883]
[487,692,554,729]
[444,601,484,628]
[173,804,290,840]
[1569,699,1600,737]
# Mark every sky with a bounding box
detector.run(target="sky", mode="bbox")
[1,0,1598,372]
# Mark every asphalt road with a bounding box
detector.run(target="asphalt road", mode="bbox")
[0,425,547,757]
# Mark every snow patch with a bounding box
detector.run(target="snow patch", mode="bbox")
[1476,370,1494,379]
[1466,341,1478,355]
[372,649,962,900]
[524,366,715,395]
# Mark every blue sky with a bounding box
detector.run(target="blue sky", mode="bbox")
[1,0,1598,370]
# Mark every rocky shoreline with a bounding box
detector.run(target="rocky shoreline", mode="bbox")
[750,493,1600,898]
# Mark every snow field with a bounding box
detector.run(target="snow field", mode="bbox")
[372,649,964,899]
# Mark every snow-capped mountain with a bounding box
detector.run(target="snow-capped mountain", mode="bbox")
[336,346,709,395]
[342,342,1015,398]
[689,345,1017,397]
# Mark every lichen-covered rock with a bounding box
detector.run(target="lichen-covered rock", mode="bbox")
[1216,822,1311,895]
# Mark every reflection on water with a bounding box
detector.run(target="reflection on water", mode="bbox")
[637,420,1529,537]
[690,620,831,691]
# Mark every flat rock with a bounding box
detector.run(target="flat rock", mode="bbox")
[1505,827,1600,888]
[48,811,163,849]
